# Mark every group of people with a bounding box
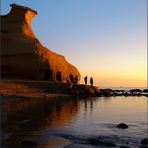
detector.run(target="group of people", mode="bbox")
[84,76,93,86]
[70,75,78,84]
[66,75,94,87]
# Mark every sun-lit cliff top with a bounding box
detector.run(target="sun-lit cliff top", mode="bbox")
[10,3,37,15]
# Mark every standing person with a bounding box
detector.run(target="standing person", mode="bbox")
[66,79,72,88]
[69,74,74,84]
[74,75,78,85]
[90,77,93,86]
[84,76,87,85]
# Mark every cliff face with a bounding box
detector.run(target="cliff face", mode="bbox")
[1,4,80,83]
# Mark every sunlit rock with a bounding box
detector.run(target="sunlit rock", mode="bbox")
[1,3,80,83]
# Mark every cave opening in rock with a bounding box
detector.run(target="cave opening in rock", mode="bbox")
[43,70,53,81]
[56,72,62,82]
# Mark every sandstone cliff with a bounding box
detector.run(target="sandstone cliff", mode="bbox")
[1,4,80,83]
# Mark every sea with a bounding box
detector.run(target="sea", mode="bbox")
[100,86,147,91]
[1,95,147,148]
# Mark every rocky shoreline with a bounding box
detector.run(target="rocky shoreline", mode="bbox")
[70,85,148,97]
[0,80,147,99]
[1,80,147,148]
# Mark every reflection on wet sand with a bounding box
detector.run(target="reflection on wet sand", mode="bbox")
[1,96,147,148]
[1,96,80,148]
[43,97,80,128]
[83,97,95,112]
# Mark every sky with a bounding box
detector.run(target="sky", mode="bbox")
[1,0,147,88]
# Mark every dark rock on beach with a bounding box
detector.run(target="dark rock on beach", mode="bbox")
[116,123,128,129]
[88,138,116,147]
[21,140,38,147]
[141,138,148,145]
[120,146,131,148]
[64,144,98,148]
[71,84,100,97]
[99,89,113,96]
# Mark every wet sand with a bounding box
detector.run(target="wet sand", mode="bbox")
[0,80,73,148]
[1,80,147,148]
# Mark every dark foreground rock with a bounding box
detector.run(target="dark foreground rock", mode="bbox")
[120,146,131,148]
[64,144,98,148]
[116,123,128,129]
[88,138,116,147]
[71,85,100,97]
[21,140,38,147]
[141,138,148,145]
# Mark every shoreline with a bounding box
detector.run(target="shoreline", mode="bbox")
[1,80,147,148]
[0,80,147,100]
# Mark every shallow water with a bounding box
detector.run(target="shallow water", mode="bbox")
[1,96,147,148]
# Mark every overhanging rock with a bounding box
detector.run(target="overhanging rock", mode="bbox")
[1,3,81,83]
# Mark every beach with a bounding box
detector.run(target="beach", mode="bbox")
[1,80,147,148]
[1,1,147,147]
[1,80,73,148]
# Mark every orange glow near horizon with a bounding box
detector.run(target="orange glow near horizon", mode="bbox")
[79,62,147,87]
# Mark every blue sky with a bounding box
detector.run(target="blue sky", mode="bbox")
[1,0,147,87]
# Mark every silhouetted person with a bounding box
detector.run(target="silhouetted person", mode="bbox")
[66,79,72,88]
[69,74,74,84]
[74,75,78,85]
[90,77,93,86]
[84,76,87,85]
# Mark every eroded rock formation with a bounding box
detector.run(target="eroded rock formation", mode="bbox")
[1,4,80,83]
